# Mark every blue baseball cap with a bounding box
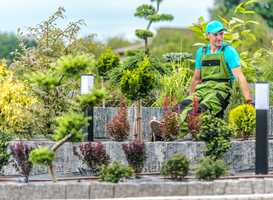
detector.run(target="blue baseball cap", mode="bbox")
[206,21,227,34]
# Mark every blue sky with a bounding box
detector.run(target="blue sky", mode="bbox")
[0,0,214,42]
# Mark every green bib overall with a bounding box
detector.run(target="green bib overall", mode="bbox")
[178,45,232,137]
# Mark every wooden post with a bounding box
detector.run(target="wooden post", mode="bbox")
[102,77,105,107]
[134,100,138,140]
[138,99,142,140]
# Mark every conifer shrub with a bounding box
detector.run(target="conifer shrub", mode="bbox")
[229,104,256,140]
[186,94,202,141]
[96,49,120,78]
[29,146,56,166]
[197,115,234,160]
[160,152,190,180]
[72,142,111,175]
[105,94,130,142]
[160,96,181,141]
[121,140,147,177]
[195,157,228,181]
[0,128,12,173]
[223,78,245,124]
[9,141,35,182]
[98,160,133,183]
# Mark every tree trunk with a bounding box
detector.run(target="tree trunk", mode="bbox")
[134,100,138,140]
[48,163,57,183]
[138,99,142,140]
[144,38,150,56]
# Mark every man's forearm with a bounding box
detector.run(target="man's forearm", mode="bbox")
[190,79,202,94]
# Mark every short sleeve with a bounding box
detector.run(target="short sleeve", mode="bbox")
[224,46,241,70]
[195,47,203,69]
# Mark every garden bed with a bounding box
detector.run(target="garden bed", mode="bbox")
[2,139,270,176]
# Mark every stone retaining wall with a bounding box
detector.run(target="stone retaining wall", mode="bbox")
[94,106,273,140]
[2,140,268,176]
[1,178,273,199]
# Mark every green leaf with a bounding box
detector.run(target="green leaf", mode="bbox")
[236,7,245,13]
[224,35,233,40]
[193,43,206,46]
[202,23,208,33]
[218,15,228,24]
[188,26,202,33]
[245,21,259,25]
[239,51,249,58]
[233,40,241,48]
[195,32,206,40]
[231,24,243,30]
[229,20,236,25]
[231,32,240,39]
[245,0,258,5]
[245,11,255,14]
[243,38,254,46]
[247,33,256,41]
[232,17,244,24]
[198,16,205,25]
[241,30,251,36]
[204,40,210,45]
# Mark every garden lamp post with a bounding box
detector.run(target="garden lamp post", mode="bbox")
[81,74,94,142]
[255,82,269,175]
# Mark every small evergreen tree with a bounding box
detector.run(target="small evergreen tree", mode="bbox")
[223,78,245,124]
[134,0,173,56]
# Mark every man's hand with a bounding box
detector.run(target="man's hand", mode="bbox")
[246,98,255,107]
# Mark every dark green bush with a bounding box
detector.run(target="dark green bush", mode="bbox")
[195,157,228,181]
[160,152,190,180]
[197,115,234,160]
[0,128,12,173]
[98,160,133,183]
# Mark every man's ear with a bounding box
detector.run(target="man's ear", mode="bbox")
[205,33,210,39]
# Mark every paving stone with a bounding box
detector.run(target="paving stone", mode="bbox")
[264,178,273,194]
[114,183,139,198]
[202,182,214,195]
[65,183,90,199]
[213,180,226,195]
[3,184,21,200]
[249,197,262,200]
[225,180,239,195]
[160,182,177,196]
[0,185,5,200]
[173,182,188,196]
[90,182,114,199]
[19,183,43,200]
[41,183,65,199]
[239,178,253,194]
[249,179,264,194]
[138,182,162,197]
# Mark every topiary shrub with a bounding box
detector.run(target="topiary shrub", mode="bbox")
[9,141,35,182]
[195,157,228,181]
[105,94,130,142]
[98,160,133,183]
[229,104,256,140]
[160,152,190,180]
[186,94,202,141]
[0,128,12,174]
[160,96,181,141]
[197,115,234,160]
[96,49,120,78]
[162,52,192,63]
[72,142,111,175]
[29,146,56,167]
[121,140,147,177]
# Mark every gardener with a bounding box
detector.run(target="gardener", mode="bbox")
[149,20,254,140]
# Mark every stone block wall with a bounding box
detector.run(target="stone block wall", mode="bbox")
[1,140,266,176]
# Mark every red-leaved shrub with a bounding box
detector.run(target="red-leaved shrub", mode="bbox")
[72,142,111,175]
[122,140,147,177]
[9,141,35,182]
[160,96,181,141]
[186,94,202,141]
[105,94,130,142]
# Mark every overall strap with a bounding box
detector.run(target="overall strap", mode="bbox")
[221,44,228,52]
[202,46,208,53]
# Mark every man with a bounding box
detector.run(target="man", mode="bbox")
[149,20,254,140]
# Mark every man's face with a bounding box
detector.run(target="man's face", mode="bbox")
[205,30,224,48]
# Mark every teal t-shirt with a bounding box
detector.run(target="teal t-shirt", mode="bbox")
[195,42,241,82]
